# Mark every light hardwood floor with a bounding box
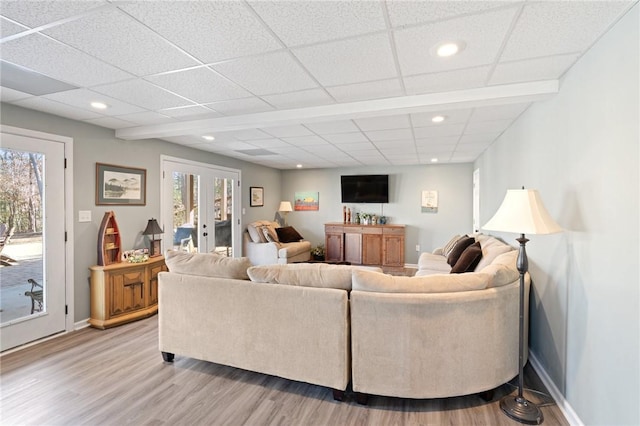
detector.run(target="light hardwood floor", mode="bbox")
[1,316,568,425]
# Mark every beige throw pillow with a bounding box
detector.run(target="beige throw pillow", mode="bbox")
[352,269,489,293]
[165,250,251,280]
[247,263,382,291]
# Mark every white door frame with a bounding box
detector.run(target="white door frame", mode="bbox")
[0,125,74,342]
[160,155,241,255]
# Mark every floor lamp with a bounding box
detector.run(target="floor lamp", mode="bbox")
[483,188,562,425]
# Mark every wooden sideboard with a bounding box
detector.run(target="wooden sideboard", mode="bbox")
[89,256,167,329]
[325,223,405,267]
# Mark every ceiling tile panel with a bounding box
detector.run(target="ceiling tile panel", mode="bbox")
[489,54,579,86]
[386,1,517,27]
[112,111,174,125]
[458,133,501,144]
[0,34,133,86]
[322,132,369,144]
[282,135,328,146]
[413,124,465,138]
[374,140,415,150]
[0,1,107,28]
[249,1,386,46]
[0,87,32,102]
[303,120,360,135]
[365,129,413,141]
[158,105,221,119]
[227,129,273,141]
[355,115,411,131]
[213,51,318,95]
[403,66,491,95]
[415,136,460,147]
[464,119,513,135]
[146,67,251,103]
[293,33,398,86]
[501,2,632,61]
[327,78,404,102]
[118,2,281,63]
[335,142,377,152]
[0,17,28,38]
[411,109,473,127]
[93,79,193,110]
[43,88,145,116]
[261,89,335,110]
[394,7,519,75]
[245,138,292,149]
[262,125,314,138]
[84,116,136,129]
[43,9,199,76]
[14,97,103,120]
[205,97,274,116]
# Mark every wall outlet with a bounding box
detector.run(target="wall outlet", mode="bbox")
[415,244,420,252]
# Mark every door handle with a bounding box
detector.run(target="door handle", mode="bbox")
[203,232,208,237]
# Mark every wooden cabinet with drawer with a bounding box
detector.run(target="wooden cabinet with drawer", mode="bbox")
[89,256,167,329]
[324,223,405,267]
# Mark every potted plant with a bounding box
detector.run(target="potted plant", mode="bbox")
[311,244,325,261]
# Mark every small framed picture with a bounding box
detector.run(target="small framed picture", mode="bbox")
[250,186,264,207]
[96,163,146,205]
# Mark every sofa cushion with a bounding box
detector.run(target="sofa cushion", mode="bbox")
[248,263,382,290]
[275,226,303,243]
[247,220,279,243]
[480,250,520,288]
[261,226,278,242]
[442,234,461,257]
[450,241,482,274]
[447,236,475,266]
[474,235,514,271]
[352,269,489,293]
[277,240,312,259]
[165,250,251,280]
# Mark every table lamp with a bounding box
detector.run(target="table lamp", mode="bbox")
[143,218,164,257]
[278,201,293,226]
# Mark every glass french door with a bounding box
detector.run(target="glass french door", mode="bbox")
[162,157,240,256]
[0,133,66,351]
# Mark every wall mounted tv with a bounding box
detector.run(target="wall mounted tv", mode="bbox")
[341,174,389,203]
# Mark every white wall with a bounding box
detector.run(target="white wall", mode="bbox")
[475,5,639,425]
[281,163,473,264]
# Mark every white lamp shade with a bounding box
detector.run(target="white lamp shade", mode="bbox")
[278,201,293,212]
[483,189,562,235]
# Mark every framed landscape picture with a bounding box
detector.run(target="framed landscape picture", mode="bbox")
[96,163,146,205]
[250,186,264,207]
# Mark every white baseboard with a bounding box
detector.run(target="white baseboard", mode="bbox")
[74,318,91,330]
[529,351,584,426]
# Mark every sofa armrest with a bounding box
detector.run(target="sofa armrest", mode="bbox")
[244,235,281,265]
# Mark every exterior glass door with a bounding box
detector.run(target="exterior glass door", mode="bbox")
[162,157,240,256]
[0,134,66,351]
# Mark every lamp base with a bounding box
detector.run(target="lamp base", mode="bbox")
[500,395,543,425]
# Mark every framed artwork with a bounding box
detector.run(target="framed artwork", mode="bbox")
[96,163,146,206]
[421,190,438,213]
[294,191,319,211]
[250,186,264,207]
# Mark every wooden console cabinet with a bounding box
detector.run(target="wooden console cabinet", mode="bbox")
[324,223,405,267]
[89,256,167,329]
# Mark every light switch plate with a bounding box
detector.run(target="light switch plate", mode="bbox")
[78,210,92,222]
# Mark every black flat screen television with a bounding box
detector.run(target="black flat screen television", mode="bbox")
[341,174,389,203]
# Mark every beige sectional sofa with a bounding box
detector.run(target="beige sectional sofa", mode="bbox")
[159,236,528,402]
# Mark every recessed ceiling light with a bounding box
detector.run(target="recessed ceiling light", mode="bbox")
[296,164,303,168]
[431,41,466,58]
[202,135,215,141]
[90,101,108,110]
[431,158,439,163]
[431,115,446,123]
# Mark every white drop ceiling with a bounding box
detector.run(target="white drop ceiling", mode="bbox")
[0,0,635,169]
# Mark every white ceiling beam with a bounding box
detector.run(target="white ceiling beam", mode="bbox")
[116,80,559,140]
